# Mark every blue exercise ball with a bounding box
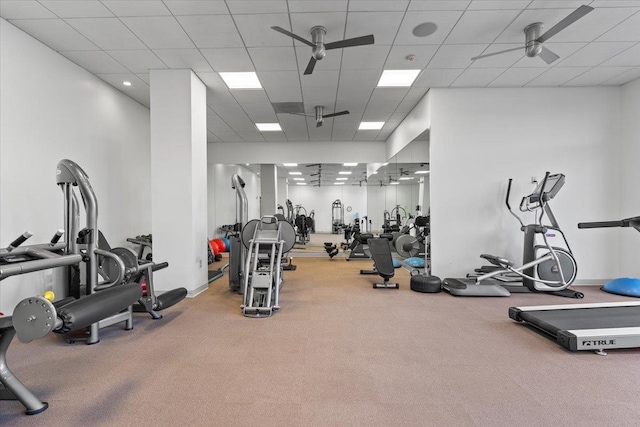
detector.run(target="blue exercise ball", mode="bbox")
[404,257,425,268]
[602,277,640,298]
[222,237,230,252]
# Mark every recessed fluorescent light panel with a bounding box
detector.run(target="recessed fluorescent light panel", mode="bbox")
[415,170,430,174]
[343,163,358,166]
[297,182,307,185]
[293,178,305,181]
[334,182,345,185]
[399,177,414,181]
[255,123,282,131]
[359,122,385,130]
[390,182,399,185]
[283,163,298,167]
[336,177,348,181]
[377,69,420,87]
[289,171,302,175]
[338,171,352,175]
[122,81,132,86]
[219,72,262,89]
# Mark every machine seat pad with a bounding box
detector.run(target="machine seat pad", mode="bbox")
[367,238,395,278]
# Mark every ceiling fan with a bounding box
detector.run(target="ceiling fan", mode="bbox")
[271,25,374,74]
[471,5,594,64]
[292,105,350,127]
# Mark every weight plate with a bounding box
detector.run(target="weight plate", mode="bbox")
[13,296,57,343]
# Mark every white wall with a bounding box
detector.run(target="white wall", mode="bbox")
[0,19,151,313]
[208,164,261,238]
[288,184,367,233]
[429,87,622,282]
[619,78,640,276]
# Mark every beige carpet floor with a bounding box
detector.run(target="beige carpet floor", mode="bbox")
[1,257,639,426]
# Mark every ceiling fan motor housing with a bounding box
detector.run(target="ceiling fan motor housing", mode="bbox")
[311,26,327,60]
[524,23,543,58]
[315,105,324,125]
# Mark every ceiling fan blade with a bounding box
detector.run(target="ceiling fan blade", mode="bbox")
[316,120,323,128]
[538,46,560,64]
[471,46,523,61]
[289,112,312,117]
[304,57,317,75]
[271,26,315,47]
[322,110,350,118]
[536,5,594,43]
[325,34,374,50]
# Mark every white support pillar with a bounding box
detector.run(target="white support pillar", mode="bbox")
[150,69,208,296]
[260,164,278,217]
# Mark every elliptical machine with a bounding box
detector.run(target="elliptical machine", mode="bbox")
[443,172,582,298]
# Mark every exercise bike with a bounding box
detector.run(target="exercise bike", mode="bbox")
[443,172,582,298]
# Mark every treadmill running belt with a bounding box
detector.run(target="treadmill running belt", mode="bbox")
[519,306,640,335]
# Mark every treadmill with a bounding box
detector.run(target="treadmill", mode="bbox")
[509,302,640,354]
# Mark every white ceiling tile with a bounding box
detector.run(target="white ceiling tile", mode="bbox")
[61,50,129,73]
[177,15,244,48]
[341,45,391,70]
[427,44,488,68]
[96,72,148,89]
[559,42,636,67]
[488,67,547,87]
[591,1,640,7]
[164,1,228,15]
[332,129,357,140]
[468,1,530,10]
[345,12,404,45]
[348,1,409,11]
[200,48,254,71]
[384,45,438,69]
[65,18,147,50]
[601,43,640,66]
[301,70,340,87]
[234,14,292,47]
[214,103,248,120]
[236,130,266,142]
[296,46,342,72]
[207,114,235,133]
[126,89,151,108]
[243,104,278,118]
[597,10,640,42]
[339,69,380,91]
[335,97,370,113]
[370,87,410,104]
[602,66,640,85]
[265,86,303,102]
[136,73,150,84]
[527,1,588,8]
[208,133,222,143]
[413,68,465,87]
[525,67,590,86]
[258,71,302,90]
[9,19,99,51]
[222,115,261,131]
[469,44,524,68]
[121,17,194,49]
[40,1,113,18]
[288,1,347,13]
[563,66,635,86]
[106,50,168,73]
[263,132,287,142]
[248,47,298,71]
[511,42,586,67]
[245,112,278,122]
[153,49,212,72]
[0,1,57,19]
[395,11,464,45]
[226,1,288,14]
[403,86,430,101]
[206,89,241,107]
[408,1,470,11]
[445,10,521,44]
[290,12,347,44]
[213,132,244,142]
[354,130,380,141]
[231,90,271,105]
[364,102,402,117]
[302,90,338,111]
[102,1,171,17]
[395,99,420,113]
[451,68,504,87]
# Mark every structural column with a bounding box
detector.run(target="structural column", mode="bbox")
[150,70,207,296]
[260,164,278,217]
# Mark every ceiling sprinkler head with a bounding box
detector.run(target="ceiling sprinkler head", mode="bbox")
[406,54,416,62]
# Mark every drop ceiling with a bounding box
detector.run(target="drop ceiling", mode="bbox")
[2,0,640,144]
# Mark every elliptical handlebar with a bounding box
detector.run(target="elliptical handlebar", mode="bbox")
[505,179,525,228]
